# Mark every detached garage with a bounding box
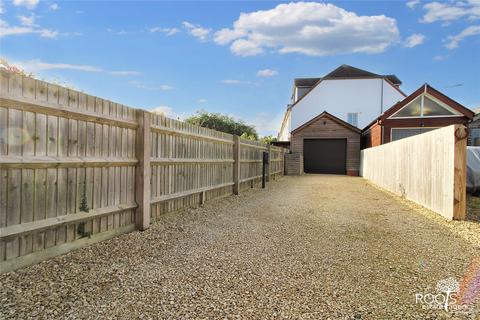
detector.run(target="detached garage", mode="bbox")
[290,111,361,176]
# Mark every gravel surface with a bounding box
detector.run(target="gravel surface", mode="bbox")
[1,175,479,319]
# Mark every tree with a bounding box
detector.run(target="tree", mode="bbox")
[185,111,258,140]
[260,135,278,145]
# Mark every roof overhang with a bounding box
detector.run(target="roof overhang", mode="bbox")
[291,111,361,135]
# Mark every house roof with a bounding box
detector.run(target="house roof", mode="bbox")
[362,83,475,131]
[289,65,405,110]
[291,111,361,135]
[293,66,401,88]
[322,65,402,85]
[294,78,321,87]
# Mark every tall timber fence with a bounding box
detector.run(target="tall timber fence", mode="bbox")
[360,124,467,220]
[0,70,287,273]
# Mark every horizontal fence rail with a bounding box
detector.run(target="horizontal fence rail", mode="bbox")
[0,70,287,273]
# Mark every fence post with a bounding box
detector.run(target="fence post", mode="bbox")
[453,124,467,220]
[267,144,272,182]
[233,135,240,195]
[135,109,151,230]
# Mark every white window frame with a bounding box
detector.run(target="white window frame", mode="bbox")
[347,112,359,127]
[390,127,440,141]
[388,93,462,119]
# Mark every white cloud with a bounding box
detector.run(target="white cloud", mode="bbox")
[149,106,185,120]
[38,29,58,38]
[243,111,285,136]
[421,1,480,23]
[107,28,127,35]
[151,106,173,116]
[404,33,426,47]
[230,39,264,56]
[221,79,241,84]
[433,54,448,61]
[256,69,278,77]
[0,1,5,14]
[182,21,211,41]
[0,19,59,38]
[18,14,36,27]
[49,3,59,11]
[130,81,173,91]
[14,59,103,73]
[213,2,399,57]
[406,0,420,9]
[12,0,39,10]
[7,58,142,78]
[108,71,141,76]
[198,98,207,103]
[221,79,257,85]
[149,27,180,36]
[214,28,245,45]
[159,84,173,91]
[445,25,480,49]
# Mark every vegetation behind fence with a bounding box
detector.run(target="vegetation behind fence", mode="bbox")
[0,70,286,273]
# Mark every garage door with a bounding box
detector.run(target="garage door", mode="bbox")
[303,139,346,174]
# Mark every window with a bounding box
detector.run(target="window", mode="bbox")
[391,94,459,118]
[471,128,480,146]
[392,96,422,117]
[391,128,437,141]
[296,87,311,102]
[422,96,454,116]
[347,112,359,127]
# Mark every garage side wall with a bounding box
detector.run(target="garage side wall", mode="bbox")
[291,116,360,175]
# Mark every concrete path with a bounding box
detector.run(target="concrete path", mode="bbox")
[1,175,479,319]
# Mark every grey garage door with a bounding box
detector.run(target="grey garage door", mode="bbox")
[303,139,347,174]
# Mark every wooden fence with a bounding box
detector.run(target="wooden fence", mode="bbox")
[0,70,286,273]
[360,124,467,220]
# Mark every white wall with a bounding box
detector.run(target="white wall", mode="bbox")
[278,110,291,141]
[290,79,404,130]
[382,80,403,112]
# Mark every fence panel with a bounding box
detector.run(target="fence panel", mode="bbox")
[149,114,235,220]
[239,139,267,191]
[0,70,137,272]
[360,125,467,220]
[270,146,286,180]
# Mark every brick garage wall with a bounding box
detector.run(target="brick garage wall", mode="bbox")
[367,122,382,148]
[291,115,360,175]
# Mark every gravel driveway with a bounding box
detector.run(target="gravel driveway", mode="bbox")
[1,175,479,319]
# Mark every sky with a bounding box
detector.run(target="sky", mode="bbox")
[0,0,479,136]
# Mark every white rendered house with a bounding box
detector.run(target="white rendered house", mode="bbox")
[278,65,406,141]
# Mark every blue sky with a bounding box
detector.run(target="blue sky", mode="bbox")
[1,0,479,136]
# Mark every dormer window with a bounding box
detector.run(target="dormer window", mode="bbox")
[295,86,311,102]
[390,94,461,118]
